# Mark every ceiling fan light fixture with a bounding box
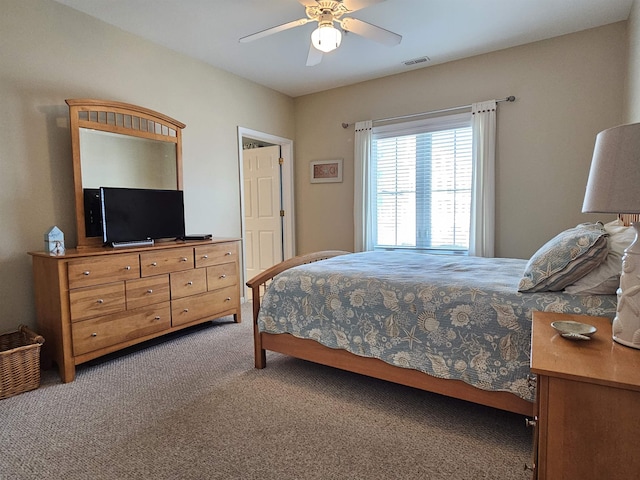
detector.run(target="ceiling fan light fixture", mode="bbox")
[311,24,342,53]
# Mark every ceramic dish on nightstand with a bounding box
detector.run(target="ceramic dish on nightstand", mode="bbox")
[551,320,597,341]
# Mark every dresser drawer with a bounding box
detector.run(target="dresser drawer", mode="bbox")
[170,268,207,300]
[69,282,126,322]
[171,286,238,327]
[126,275,170,310]
[195,242,238,268]
[140,247,193,277]
[68,253,139,288]
[207,262,238,291]
[72,302,171,356]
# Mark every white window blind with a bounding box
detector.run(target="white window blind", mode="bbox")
[371,112,472,253]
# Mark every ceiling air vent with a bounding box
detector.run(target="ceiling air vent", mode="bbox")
[403,56,430,66]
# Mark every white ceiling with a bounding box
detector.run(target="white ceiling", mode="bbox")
[53,0,633,98]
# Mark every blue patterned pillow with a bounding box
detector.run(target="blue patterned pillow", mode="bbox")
[518,223,608,293]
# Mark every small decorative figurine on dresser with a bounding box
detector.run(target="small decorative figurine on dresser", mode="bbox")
[44,226,65,256]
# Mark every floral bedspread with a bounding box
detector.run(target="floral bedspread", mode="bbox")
[257,251,617,402]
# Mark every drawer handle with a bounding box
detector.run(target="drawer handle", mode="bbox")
[225,297,231,301]
[154,316,161,321]
[91,333,97,337]
[202,255,208,259]
[181,257,188,262]
[83,271,90,276]
[219,274,226,279]
[183,308,189,313]
[125,265,131,270]
[187,281,193,286]
[151,262,157,267]
[97,299,104,304]
[225,252,232,256]
[147,289,153,294]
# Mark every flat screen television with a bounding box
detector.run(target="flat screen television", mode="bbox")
[100,187,185,245]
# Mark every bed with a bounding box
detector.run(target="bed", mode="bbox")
[247,224,622,416]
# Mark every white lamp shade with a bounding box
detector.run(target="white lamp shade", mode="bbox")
[582,122,640,214]
[311,24,342,53]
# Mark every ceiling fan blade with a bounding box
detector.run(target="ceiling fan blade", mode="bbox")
[340,17,401,46]
[341,0,386,13]
[297,0,319,7]
[306,44,323,66]
[239,18,310,43]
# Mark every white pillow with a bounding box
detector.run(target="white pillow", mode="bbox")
[564,220,637,295]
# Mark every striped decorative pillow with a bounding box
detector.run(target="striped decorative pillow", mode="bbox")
[518,223,608,293]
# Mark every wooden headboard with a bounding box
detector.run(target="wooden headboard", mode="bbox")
[619,214,640,226]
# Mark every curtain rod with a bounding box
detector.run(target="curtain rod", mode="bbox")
[341,96,516,129]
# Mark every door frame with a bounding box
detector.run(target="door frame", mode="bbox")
[237,127,295,297]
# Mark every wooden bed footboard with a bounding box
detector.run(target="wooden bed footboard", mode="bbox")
[246,250,350,368]
[245,250,534,417]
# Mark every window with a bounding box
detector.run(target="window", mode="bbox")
[371,112,472,253]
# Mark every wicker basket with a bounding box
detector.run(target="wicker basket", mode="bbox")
[0,325,45,400]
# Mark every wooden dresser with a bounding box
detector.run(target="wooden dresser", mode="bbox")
[29,239,241,382]
[530,311,640,479]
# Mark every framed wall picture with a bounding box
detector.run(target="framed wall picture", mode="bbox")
[310,159,343,183]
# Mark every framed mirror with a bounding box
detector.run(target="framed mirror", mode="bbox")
[67,99,185,248]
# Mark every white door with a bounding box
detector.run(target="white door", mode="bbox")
[243,145,283,287]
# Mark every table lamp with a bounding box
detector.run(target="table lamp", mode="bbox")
[582,122,640,348]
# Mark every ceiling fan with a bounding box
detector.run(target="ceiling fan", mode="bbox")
[239,0,402,66]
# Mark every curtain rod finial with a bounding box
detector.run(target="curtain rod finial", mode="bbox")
[342,122,350,129]
[506,96,516,102]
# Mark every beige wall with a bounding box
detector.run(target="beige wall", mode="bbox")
[626,0,640,122]
[0,0,295,333]
[293,22,627,259]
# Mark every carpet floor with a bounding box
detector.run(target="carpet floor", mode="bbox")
[0,302,533,479]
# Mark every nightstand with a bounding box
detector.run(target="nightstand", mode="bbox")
[531,311,640,480]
